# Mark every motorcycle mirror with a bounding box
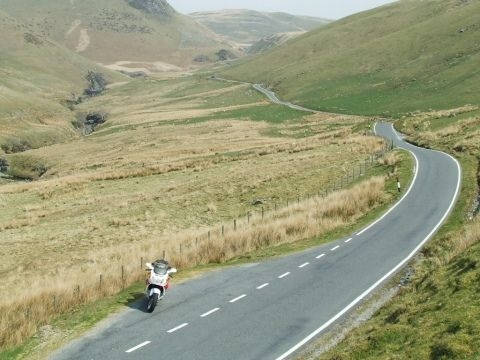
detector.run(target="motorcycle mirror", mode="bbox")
[145,263,154,270]
[168,268,177,274]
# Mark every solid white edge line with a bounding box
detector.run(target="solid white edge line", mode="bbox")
[274,124,462,360]
[200,308,220,318]
[229,294,247,303]
[316,254,325,259]
[278,272,290,279]
[125,341,151,353]
[257,283,269,290]
[167,323,189,333]
[356,125,420,237]
[299,262,310,268]
[330,245,340,251]
[344,238,352,243]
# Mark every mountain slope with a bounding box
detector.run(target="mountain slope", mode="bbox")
[247,32,303,55]
[191,9,330,48]
[223,0,480,116]
[0,0,232,69]
[0,10,124,153]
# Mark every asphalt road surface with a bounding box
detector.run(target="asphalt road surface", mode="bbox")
[52,123,461,360]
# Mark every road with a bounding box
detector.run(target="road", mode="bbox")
[251,84,318,113]
[211,76,317,113]
[51,123,460,360]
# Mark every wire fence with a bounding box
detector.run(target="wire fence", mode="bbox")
[36,134,396,312]
[86,134,395,292]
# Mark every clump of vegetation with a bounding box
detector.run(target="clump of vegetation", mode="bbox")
[84,71,107,97]
[72,112,108,135]
[0,157,8,173]
[6,154,48,180]
[23,32,43,46]
[0,137,31,154]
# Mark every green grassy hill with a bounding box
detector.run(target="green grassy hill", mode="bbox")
[191,9,330,48]
[0,10,124,155]
[0,0,232,69]
[224,0,480,116]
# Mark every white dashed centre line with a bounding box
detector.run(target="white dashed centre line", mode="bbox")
[257,283,269,290]
[200,308,220,318]
[167,323,189,333]
[345,238,353,243]
[316,253,326,259]
[298,262,309,268]
[230,294,247,303]
[331,245,340,251]
[125,341,151,353]
[278,272,290,279]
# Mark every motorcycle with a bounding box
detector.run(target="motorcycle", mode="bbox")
[144,260,177,313]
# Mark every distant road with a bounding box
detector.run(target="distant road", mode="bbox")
[52,79,461,360]
[251,84,317,113]
[212,76,317,113]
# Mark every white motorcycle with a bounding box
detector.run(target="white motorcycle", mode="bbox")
[144,260,177,313]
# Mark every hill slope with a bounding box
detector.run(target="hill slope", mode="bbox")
[0,0,232,69]
[223,0,480,116]
[191,9,330,48]
[0,10,124,153]
[247,32,303,55]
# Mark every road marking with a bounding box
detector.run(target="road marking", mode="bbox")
[167,323,189,333]
[356,128,419,237]
[345,238,352,243]
[316,253,325,259]
[298,262,310,268]
[125,341,151,353]
[278,272,290,279]
[200,308,220,318]
[274,124,462,360]
[330,245,340,251]
[257,283,269,290]
[229,294,246,303]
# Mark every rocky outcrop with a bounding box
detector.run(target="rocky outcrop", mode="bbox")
[84,71,107,97]
[126,0,175,17]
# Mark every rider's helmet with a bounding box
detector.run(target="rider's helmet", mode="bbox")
[152,259,170,275]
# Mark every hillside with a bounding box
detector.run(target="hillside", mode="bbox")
[0,10,124,155]
[247,32,303,55]
[223,0,480,116]
[0,0,233,70]
[191,9,330,49]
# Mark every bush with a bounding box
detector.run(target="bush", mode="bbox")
[6,154,48,180]
[0,137,31,154]
[0,157,8,173]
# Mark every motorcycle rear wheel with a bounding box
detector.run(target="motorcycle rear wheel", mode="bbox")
[146,293,159,313]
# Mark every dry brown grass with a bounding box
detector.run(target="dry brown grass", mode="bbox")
[0,75,390,350]
[0,176,388,348]
[432,217,480,266]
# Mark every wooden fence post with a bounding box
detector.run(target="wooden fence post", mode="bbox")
[234,219,237,231]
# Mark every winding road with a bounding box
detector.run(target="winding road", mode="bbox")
[51,122,461,360]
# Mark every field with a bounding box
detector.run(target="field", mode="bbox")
[0,73,398,350]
